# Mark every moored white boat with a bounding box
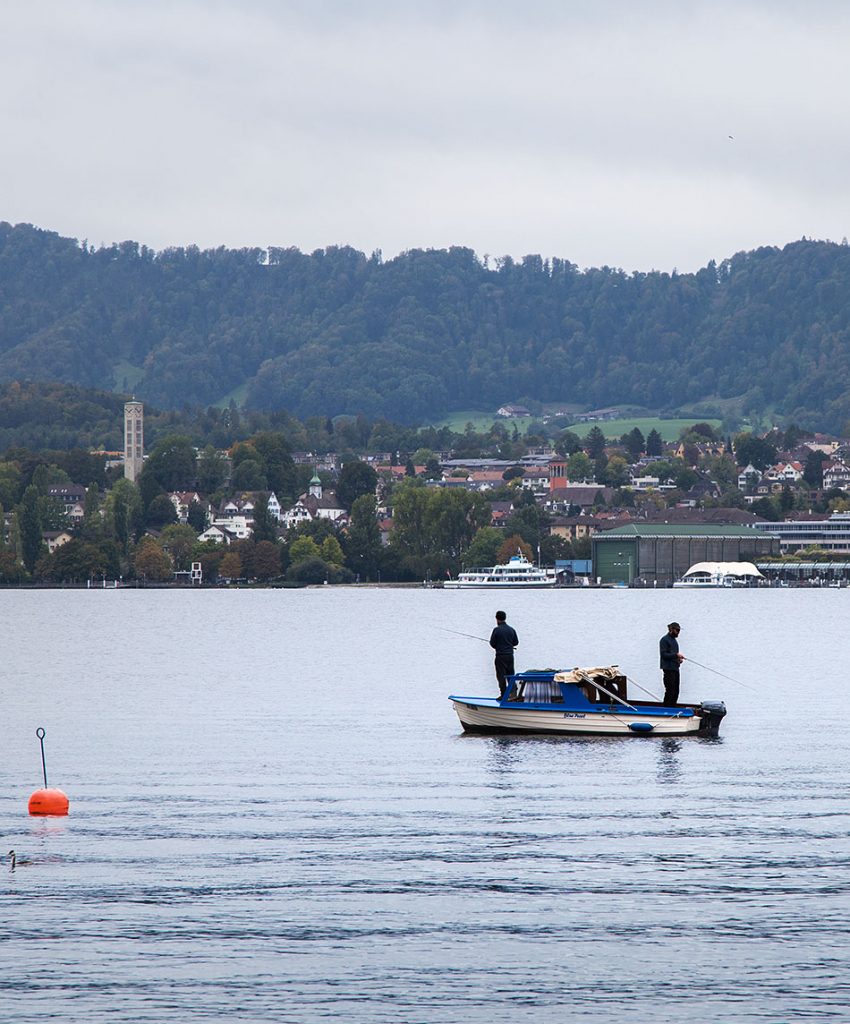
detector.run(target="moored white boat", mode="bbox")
[449,666,726,736]
[672,561,763,588]
[444,552,557,589]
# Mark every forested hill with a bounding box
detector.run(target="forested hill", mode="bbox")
[1,221,850,431]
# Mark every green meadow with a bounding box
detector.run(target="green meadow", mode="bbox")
[431,411,722,443]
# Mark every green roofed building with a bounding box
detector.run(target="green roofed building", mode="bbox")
[592,523,780,586]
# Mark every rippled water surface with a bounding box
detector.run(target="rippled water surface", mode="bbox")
[2,587,850,1022]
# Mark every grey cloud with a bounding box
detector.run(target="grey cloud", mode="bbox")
[1,1,849,271]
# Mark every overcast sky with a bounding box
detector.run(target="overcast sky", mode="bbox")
[2,1,849,272]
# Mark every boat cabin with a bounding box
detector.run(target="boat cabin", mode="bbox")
[506,667,629,706]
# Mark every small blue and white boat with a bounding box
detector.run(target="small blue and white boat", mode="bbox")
[449,666,726,737]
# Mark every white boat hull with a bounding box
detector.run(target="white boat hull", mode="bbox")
[452,700,704,736]
[443,580,557,589]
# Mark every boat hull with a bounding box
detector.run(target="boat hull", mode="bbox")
[452,700,716,736]
[443,581,557,589]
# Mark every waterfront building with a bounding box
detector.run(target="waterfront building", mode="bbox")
[753,512,850,555]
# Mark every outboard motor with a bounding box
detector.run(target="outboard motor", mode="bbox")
[699,700,727,733]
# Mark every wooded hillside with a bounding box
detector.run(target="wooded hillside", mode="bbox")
[1,222,849,431]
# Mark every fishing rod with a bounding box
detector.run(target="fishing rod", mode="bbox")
[624,674,663,703]
[576,671,639,713]
[685,657,757,692]
[438,626,490,644]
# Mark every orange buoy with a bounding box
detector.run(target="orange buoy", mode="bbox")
[28,728,69,815]
[28,788,69,816]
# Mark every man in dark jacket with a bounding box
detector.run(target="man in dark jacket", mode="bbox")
[490,610,519,698]
[659,621,684,706]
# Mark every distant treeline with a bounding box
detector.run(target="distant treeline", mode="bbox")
[1,222,850,431]
[0,380,457,455]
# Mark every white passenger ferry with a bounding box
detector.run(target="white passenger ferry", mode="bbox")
[444,553,557,589]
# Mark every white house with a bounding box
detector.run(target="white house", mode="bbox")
[737,464,762,491]
[281,474,346,529]
[169,491,204,522]
[823,461,850,492]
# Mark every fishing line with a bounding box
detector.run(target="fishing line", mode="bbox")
[685,657,757,692]
[437,626,489,644]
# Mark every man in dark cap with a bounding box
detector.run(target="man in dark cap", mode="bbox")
[490,610,519,699]
[659,621,684,706]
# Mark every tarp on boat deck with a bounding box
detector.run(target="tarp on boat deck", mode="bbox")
[552,666,621,684]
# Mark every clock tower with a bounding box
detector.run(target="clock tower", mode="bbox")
[124,401,144,482]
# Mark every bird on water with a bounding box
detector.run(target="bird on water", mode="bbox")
[8,850,32,870]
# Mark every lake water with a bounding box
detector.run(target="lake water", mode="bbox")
[2,587,850,1023]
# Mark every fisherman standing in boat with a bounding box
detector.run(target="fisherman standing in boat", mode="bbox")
[490,610,519,698]
[659,621,685,705]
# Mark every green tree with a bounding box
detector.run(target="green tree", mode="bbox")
[497,534,534,564]
[220,550,243,581]
[18,485,43,572]
[567,451,593,481]
[320,535,344,566]
[750,496,780,521]
[541,533,573,563]
[141,434,197,491]
[646,429,664,457]
[803,450,826,487]
[733,433,777,472]
[290,536,321,564]
[187,499,207,532]
[390,480,489,574]
[502,501,551,551]
[160,524,198,571]
[622,427,645,459]
[197,445,227,493]
[683,422,719,441]
[231,459,266,491]
[81,484,102,538]
[35,539,109,583]
[287,555,330,584]
[602,455,630,488]
[146,494,178,529]
[337,460,379,510]
[555,430,582,456]
[0,463,22,509]
[251,432,296,500]
[585,426,607,459]
[133,537,173,581]
[344,494,382,580]
[779,483,795,514]
[253,540,282,580]
[106,479,143,550]
[0,549,26,583]
[463,526,503,567]
[706,454,738,490]
[250,494,279,544]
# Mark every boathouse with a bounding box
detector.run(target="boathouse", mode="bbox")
[592,524,779,586]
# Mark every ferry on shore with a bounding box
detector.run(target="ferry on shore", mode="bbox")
[444,553,557,589]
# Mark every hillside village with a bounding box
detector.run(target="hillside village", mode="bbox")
[2,404,850,587]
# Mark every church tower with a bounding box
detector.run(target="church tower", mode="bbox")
[124,401,144,482]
